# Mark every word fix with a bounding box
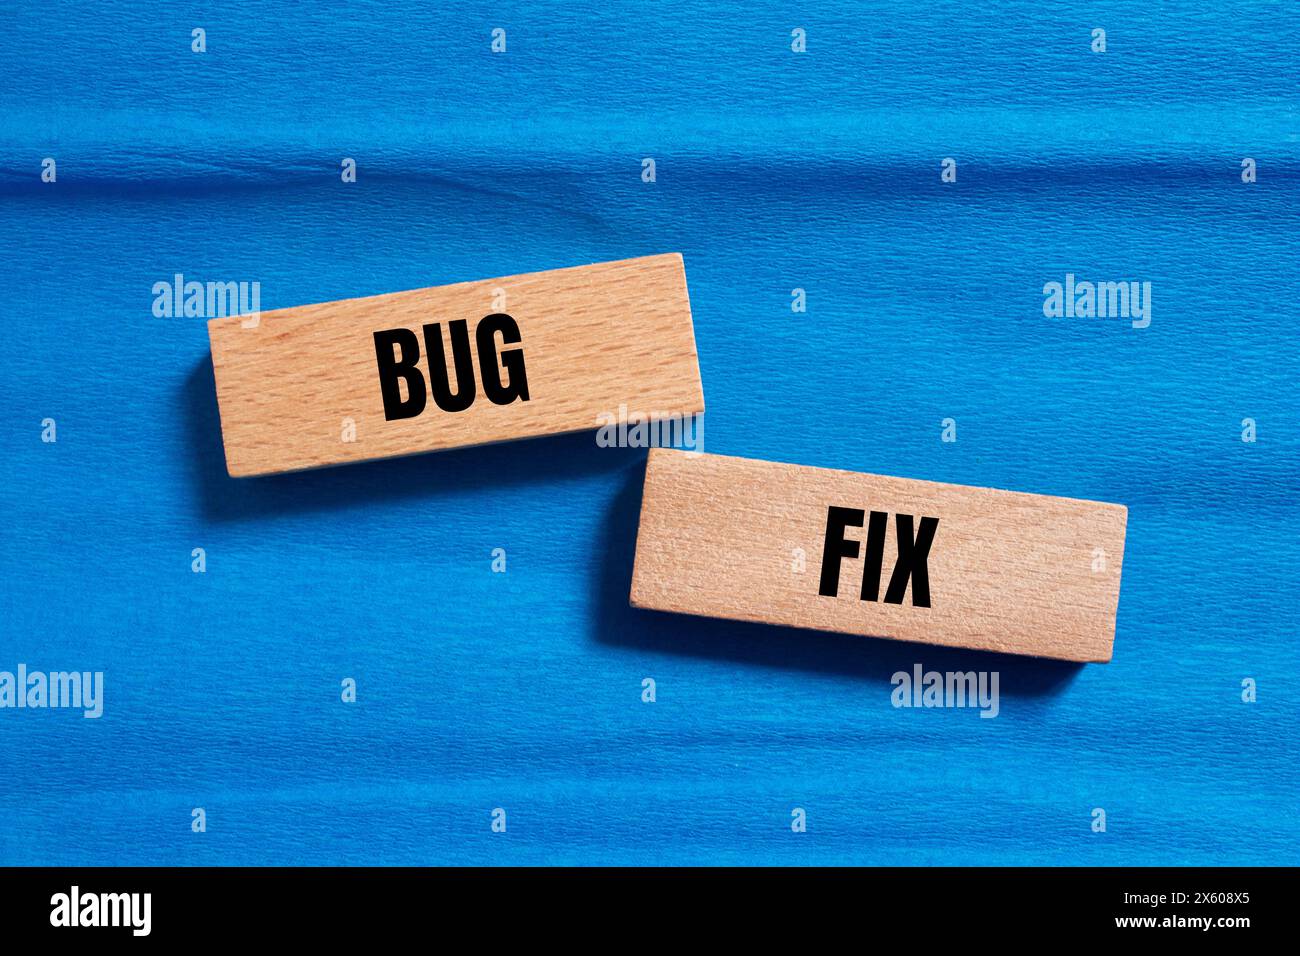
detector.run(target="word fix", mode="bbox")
[630,450,1127,662]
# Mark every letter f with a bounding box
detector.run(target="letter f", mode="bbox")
[818,506,865,597]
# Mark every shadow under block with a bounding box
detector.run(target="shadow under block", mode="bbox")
[630,449,1128,662]
[208,254,704,477]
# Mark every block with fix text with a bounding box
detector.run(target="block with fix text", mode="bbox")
[207,254,703,476]
[631,449,1128,662]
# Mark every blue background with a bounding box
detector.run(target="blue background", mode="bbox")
[2,1,1297,865]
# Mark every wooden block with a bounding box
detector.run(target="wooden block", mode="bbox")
[208,254,703,476]
[631,449,1127,662]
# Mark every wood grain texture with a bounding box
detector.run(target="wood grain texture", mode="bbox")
[632,449,1127,662]
[208,254,703,476]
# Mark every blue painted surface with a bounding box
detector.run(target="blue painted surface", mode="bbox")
[1,1,1297,865]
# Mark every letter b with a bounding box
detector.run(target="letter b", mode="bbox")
[373,328,427,420]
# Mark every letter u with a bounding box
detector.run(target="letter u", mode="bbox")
[423,321,477,413]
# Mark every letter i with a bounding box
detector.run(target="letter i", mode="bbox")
[859,511,889,602]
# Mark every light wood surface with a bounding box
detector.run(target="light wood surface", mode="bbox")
[631,449,1127,662]
[208,254,703,476]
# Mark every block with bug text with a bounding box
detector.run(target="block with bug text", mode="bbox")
[207,254,703,476]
